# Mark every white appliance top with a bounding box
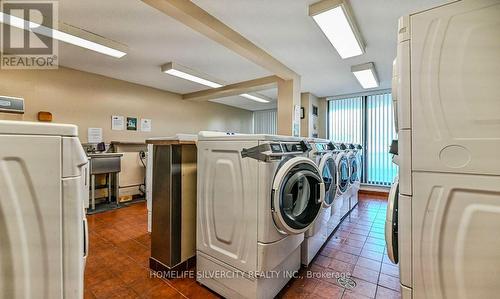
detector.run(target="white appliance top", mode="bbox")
[146,133,198,142]
[0,120,78,136]
[198,131,303,142]
[306,137,331,144]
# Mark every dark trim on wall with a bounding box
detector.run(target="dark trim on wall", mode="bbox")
[359,189,389,199]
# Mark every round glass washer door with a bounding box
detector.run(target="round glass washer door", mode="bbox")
[318,153,337,207]
[336,154,349,194]
[348,153,358,184]
[356,152,363,182]
[272,157,325,235]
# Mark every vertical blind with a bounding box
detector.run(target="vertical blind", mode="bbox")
[328,92,397,186]
[253,109,277,134]
[366,93,398,186]
[328,97,363,144]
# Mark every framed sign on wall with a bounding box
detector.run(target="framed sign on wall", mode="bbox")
[127,117,137,131]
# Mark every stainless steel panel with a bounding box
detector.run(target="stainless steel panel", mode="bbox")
[151,145,182,267]
[90,157,121,174]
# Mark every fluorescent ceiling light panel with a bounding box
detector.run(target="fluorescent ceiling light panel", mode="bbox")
[164,69,223,88]
[351,62,379,89]
[162,63,271,103]
[309,0,365,59]
[0,12,127,58]
[240,93,270,103]
[161,62,223,88]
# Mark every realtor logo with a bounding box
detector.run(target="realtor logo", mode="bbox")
[1,1,58,69]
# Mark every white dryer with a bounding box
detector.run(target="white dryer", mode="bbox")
[196,132,325,299]
[386,1,500,298]
[301,138,337,266]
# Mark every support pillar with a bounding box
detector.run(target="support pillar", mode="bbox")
[277,78,301,136]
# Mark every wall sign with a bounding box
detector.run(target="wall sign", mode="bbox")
[141,118,152,132]
[111,115,125,131]
[88,128,103,143]
[312,105,318,116]
[293,105,301,137]
[127,117,137,131]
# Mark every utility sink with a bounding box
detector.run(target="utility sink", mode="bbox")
[88,153,123,174]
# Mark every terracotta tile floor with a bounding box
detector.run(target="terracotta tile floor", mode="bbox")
[279,194,401,299]
[85,194,399,299]
[84,203,216,299]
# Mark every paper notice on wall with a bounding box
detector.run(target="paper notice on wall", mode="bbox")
[294,105,301,121]
[111,115,125,131]
[88,128,103,143]
[141,118,152,132]
[293,105,301,137]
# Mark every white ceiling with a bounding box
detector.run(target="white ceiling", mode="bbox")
[54,0,451,110]
[193,0,452,97]
[56,0,274,110]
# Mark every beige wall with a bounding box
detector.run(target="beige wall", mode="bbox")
[277,78,301,136]
[300,93,310,137]
[0,67,253,142]
[317,96,327,139]
[301,92,326,138]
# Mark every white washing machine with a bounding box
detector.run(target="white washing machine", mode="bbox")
[386,1,500,298]
[196,132,325,299]
[301,138,337,266]
[346,144,362,210]
[0,120,89,299]
[328,144,350,234]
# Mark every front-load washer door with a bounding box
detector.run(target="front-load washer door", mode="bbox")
[337,154,349,194]
[356,152,363,183]
[385,176,399,264]
[348,153,359,184]
[272,157,325,235]
[319,153,337,207]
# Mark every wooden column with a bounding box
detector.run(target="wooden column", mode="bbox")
[277,78,301,136]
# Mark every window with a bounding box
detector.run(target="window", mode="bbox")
[328,92,397,186]
[366,93,398,185]
[328,97,363,144]
[253,109,277,134]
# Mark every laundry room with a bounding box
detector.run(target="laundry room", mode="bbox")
[0,0,498,299]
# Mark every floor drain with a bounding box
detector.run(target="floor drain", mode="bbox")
[337,276,356,289]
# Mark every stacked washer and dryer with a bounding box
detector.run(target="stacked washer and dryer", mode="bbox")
[196,132,325,298]
[385,1,500,298]
[0,120,89,299]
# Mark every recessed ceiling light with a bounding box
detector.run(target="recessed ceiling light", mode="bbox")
[240,93,270,103]
[161,62,223,88]
[0,12,127,58]
[351,62,379,89]
[309,0,365,59]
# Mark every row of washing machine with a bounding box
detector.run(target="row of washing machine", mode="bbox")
[301,138,362,266]
[195,132,361,299]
